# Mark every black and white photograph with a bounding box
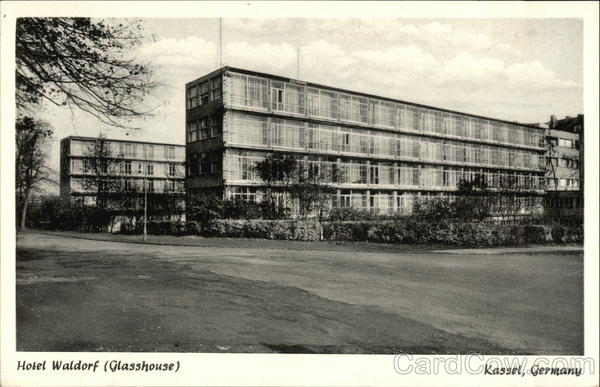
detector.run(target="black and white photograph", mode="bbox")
[1,1,598,386]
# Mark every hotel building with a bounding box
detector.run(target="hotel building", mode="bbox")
[186,67,547,215]
[60,136,186,216]
[544,114,584,217]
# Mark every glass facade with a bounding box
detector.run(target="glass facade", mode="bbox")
[223,72,545,149]
[186,68,546,215]
[61,137,186,198]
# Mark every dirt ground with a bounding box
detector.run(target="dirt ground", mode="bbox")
[16,232,583,354]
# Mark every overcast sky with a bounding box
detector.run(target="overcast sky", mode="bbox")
[38,17,583,185]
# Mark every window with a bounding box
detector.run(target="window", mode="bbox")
[307,88,320,116]
[166,180,176,192]
[342,133,350,152]
[199,119,208,140]
[165,146,176,160]
[146,164,154,176]
[83,159,91,173]
[122,161,132,175]
[147,180,154,192]
[558,138,573,148]
[564,158,578,168]
[187,85,199,109]
[124,180,135,192]
[168,163,177,177]
[200,153,210,174]
[210,77,222,100]
[200,82,209,105]
[187,121,199,143]
[210,116,222,137]
[120,143,135,157]
[145,145,154,160]
[240,156,249,180]
[370,165,379,184]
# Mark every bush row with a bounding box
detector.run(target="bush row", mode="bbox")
[186,219,322,241]
[175,219,582,246]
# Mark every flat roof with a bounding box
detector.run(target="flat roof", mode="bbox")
[61,136,185,148]
[187,66,545,131]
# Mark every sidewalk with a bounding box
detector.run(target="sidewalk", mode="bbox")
[434,245,583,255]
[24,229,583,255]
[24,229,440,254]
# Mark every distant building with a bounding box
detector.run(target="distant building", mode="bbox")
[186,66,547,216]
[60,136,186,218]
[544,114,584,217]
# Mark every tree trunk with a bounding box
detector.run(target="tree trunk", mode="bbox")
[20,189,31,231]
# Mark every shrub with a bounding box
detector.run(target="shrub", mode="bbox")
[328,208,377,221]
[551,225,566,243]
[322,221,573,247]
[186,221,202,236]
[523,225,552,244]
[553,226,583,244]
[292,221,321,241]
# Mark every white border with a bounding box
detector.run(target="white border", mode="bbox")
[1,2,598,386]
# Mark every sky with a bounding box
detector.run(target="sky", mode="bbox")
[36,17,583,191]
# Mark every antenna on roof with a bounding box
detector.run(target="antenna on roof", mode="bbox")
[296,47,300,79]
[218,18,223,68]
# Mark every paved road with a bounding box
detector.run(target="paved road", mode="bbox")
[16,232,583,354]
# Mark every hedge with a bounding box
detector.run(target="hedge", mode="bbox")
[134,219,582,246]
[142,220,185,236]
[186,219,321,241]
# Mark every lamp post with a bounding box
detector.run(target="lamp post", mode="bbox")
[139,161,147,241]
[143,171,147,241]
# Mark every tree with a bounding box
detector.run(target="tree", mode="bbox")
[15,116,55,230]
[16,17,157,128]
[81,136,123,212]
[289,162,340,221]
[255,154,343,220]
[454,174,493,221]
[414,173,540,223]
[255,154,297,218]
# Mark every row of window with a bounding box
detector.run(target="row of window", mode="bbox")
[72,178,184,193]
[187,76,222,109]
[187,151,222,176]
[547,136,580,150]
[546,157,580,169]
[71,159,183,178]
[546,178,580,189]
[222,153,545,191]
[72,196,186,210]
[71,141,182,161]
[186,115,223,143]
[119,143,177,160]
[227,187,544,215]
[224,72,544,148]
[228,114,544,171]
[545,197,583,209]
